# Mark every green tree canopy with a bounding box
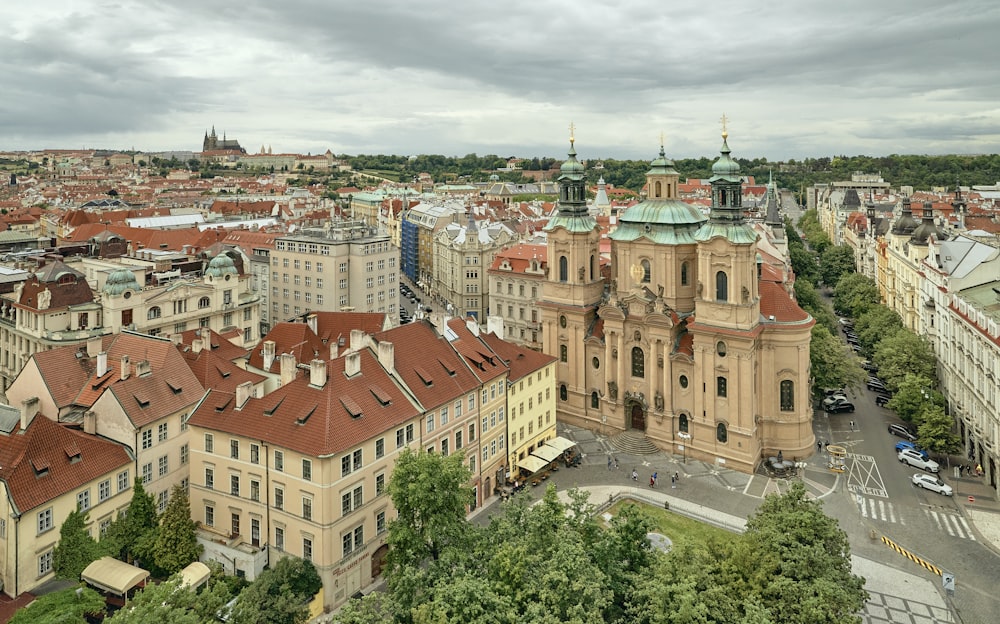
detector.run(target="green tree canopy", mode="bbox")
[872,332,937,391]
[54,509,102,580]
[886,374,943,423]
[854,306,903,356]
[819,245,856,288]
[9,585,105,624]
[229,557,322,624]
[151,484,203,575]
[833,273,881,319]
[101,477,158,565]
[808,325,865,396]
[916,405,962,459]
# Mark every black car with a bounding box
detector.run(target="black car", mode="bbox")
[824,398,855,413]
[875,393,891,407]
[867,378,888,392]
[888,423,917,442]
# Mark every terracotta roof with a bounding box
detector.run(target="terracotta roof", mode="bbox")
[249,322,328,372]
[189,350,420,457]
[25,335,115,410]
[444,319,506,383]
[480,332,555,382]
[675,331,694,356]
[0,415,132,513]
[374,321,480,411]
[178,346,266,393]
[176,328,250,361]
[301,311,389,344]
[488,243,547,273]
[759,282,811,323]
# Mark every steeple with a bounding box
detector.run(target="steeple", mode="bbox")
[891,196,919,235]
[555,123,588,217]
[645,136,680,200]
[695,118,757,245]
[953,180,967,230]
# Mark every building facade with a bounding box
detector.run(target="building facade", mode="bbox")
[432,216,515,321]
[488,243,548,350]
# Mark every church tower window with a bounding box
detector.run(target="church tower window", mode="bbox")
[716,376,727,397]
[715,271,728,302]
[591,392,599,408]
[716,422,728,443]
[631,347,645,378]
[590,254,596,280]
[780,380,795,411]
[680,262,689,286]
[559,256,568,282]
[560,345,568,362]
[641,259,651,283]
[559,385,568,401]
[678,413,689,433]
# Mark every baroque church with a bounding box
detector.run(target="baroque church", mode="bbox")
[540,129,815,473]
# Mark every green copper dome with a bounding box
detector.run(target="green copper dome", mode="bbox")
[103,268,141,295]
[647,146,679,176]
[559,143,586,178]
[205,253,238,278]
[710,135,741,181]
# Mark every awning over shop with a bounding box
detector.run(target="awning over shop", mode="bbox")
[82,557,149,597]
[547,436,576,453]
[532,443,562,463]
[180,561,211,589]
[517,454,550,474]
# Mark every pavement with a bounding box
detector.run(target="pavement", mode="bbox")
[468,421,1000,624]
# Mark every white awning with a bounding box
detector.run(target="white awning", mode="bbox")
[532,444,562,463]
[82,557,149,597]
[547,436,576,453]
[517,454,549,474]
[180,561,211,589]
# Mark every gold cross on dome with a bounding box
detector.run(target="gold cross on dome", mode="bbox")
[720,113,729,138]
[569,121,575,144]
[659,131,665,147]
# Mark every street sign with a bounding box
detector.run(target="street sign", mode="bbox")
[942,572,955,595]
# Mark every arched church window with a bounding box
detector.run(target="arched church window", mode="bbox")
[715,271,728,302]
[590,254,595,280]
[591,392,599,408]
[631,346,645,378]
[641,259,651,283]
[717,422,728,443]
[560,345,567,362]
[780,380,795,412]
[679,413,689,433]
[559,256,568,282]
[680,262,689,286]
[655,181,662,197]
[559,384,568,401]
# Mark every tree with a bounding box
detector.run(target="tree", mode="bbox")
[832,273,881,318]
[886,374,943,423]
[854,306,902,355]
[818,245,856,288]
[151,484,203,574]
[916,405,962,461]
[229,557,322,624]
[54,509,102,580]
[808,326,865,396]
[101,477,158,564]
[872,331,937,391]
[106,578,201,624]
[793,279,836,333]
[9,585,105,624]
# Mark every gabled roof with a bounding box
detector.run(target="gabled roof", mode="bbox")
[249,322,328,372]
[24,335,116,410]
[374,321,480,410]
[759,282,811,323]
[189,350,420,457]
[444,319,507,383]
[0,415,132,513]
[176,328,250,361]
[301,311,389,344]
[178,346,266,393]
[480,332,556,382]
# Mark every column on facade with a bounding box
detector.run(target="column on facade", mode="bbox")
[616,331,625,404]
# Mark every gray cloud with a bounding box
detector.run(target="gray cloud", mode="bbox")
[2,0,999,159]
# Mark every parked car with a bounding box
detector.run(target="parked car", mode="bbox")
[822,393,848,407]
[888,423,917,442]
[861,360,877,372]
[895,441,929,460]
[911,473,952,495]
[839,317,853,327]
[824,398,855,413]
[898,448,939,473]
[875,393,891,407]
[867,378,888,392]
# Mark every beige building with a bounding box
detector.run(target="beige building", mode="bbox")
[270,222,397,322]
[432,216,515,321]
[542,138,815,473]
[488,243,548,350]
[0,403,132,598]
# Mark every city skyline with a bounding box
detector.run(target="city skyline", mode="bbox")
[3,1,1000,160]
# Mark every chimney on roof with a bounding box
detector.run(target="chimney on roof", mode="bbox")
[19,396,39,432]
[192,338,204,354]
[309,359,328,387]
[262,340,276,370]
[345,351,361,377]
[329,341,338,360]
[84,410,96,435]
[350,329,366,352]
[465,318,480,336]
[135,360,151,377]
[120,355,131,380]
[86,336,102,358]
[235,381,253,409]
[306,314,317,334]
[377,341,395,374]
[279,353,296,386]
[97,351,108,377]
[170,333,182,345]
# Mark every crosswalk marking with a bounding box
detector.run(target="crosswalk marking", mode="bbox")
[856,494,904,524]
[925,509,976,541]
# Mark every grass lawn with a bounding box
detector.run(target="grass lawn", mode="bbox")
[604,500,735,550]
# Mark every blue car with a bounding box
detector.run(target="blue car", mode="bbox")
[895,441,928,460]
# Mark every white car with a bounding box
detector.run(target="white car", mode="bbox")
[898,448,940,473]
[822,394,849,409]
[912,473,953,496]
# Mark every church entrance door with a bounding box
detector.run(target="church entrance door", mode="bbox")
[630,403,646,431]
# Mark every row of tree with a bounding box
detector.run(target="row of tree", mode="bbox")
[334,450,867,624]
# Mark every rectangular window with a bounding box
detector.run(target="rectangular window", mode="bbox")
[274,487,284,510]
[441,438,449,456]
[341,455,351,477]
[39,551,53,577]
[302,497,313,521]
[302,459,312,481]
[158,455,169,477]
[205,505,215,527]
[353,449,362,471]
[375,438,385,459]
[180,443,189,465]
[77,490,90,511]
[717,376,728,398]
[230,475,240,496]
[251,518,260,547]
[468,422,476,442]
[481,416,488,434]
[158,422,168,442]
[342,533,353,558]
[158,489,168,512]
[376,473,385,496]
[230,439,239,459]
[440,406,449,426]
[406,423,415,443]
[205,467,214,490]
[205,433,214,453]
[142,429,152,449]
[341,485,363,516]
[99,479,111,502]
[274,450,284,472]
[118,470,129,492]
[275,527,284,550]
[376,511,386,535]
[396,428,405,449]
[250,443,260,464]
[37,508,53,534]
[426,414,435,433]
[455,430,463,449]
[469,393,475,410]
[142,462,152,485]
[250,479,260,502]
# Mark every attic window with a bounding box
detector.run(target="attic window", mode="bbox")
[214,397,232,412]
[369,385,391,406]
[340,397,363,418]
[216,366,231,379]
[64,443,82,462]
[438,358,456,376]
[296,405,317,425]
[32,458,50,477]
[264,397,284,416]
[134,394,151,408]
[414,366,434,387]
[166,380,184,394]
[211,342,220,349]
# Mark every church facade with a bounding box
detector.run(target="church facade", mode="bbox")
[541,131,815,473]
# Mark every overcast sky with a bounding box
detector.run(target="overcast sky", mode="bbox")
[3,1,999,161]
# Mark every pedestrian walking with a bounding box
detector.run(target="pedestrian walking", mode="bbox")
[608,456,613,471]
[671,474,676,488]
[673,471,679,483]
[614,457,619,470]
[652,471,658,486]
[817,440,822,450]
[631,469,638,482]
[649,475,655,488]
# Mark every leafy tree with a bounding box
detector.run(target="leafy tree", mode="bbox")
[818,245,856,288]
[102,477,158,565]
[9,585,105,624]
[832,273,881,318]
[916,405,962,460]
[886,374,943,423]
[854,306,902,355]
[793,279,836,333]
[808,325,865,396]
[789,244,820,285]
[872,331,937,391]
[229,557,322,624]
[106,578,201,624]
[54,509,102,580]
[151,485,202,574]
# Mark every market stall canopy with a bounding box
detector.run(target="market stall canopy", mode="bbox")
[518,454,549,474]
[82,557,149,597]
[532,443,562,463]
[547,436,576,453]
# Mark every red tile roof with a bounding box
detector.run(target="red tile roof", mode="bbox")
[0,415,132,513]
[25,335,115,410]
[302,312,389,344]
[178,346,266,393]
[176,328,250,361]
[189,350,421,457]
[249,322,328,372]
[480,332,555,382]
[488,243,547,273]
[444,319,506,384]
[759,282,811,323]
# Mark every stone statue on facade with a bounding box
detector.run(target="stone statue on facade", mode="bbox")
[608,381,618,400]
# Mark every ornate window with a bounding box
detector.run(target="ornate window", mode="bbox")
[198,296,211,309]
[715,271,728,302]
[631,347,645,378]
[147,306,161,320]
[678,413,689,433]
[681,261,689,286]
[780,380,795,412]
[560,345,568,362]
[591,392,599,408]
[717,422,728,443]
[716,376,727,398]
[592,357,600,369]
[559,384,568,401]
[679,375,689,389]
[716,341,727,357]
[590,254,596,280]
[641,259,651,283]
[559,256,568,282]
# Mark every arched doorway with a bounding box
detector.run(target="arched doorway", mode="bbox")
[630,403,646,431]
[371,544,389,579]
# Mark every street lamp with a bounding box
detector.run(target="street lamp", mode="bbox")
[678,431,691,464]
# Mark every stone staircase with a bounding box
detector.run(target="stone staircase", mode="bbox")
[610,430,661,455]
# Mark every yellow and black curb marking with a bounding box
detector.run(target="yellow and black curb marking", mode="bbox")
[880,535,942,576]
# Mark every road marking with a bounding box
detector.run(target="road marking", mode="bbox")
[924,510,977,541]
[846,453,888,498]
[879,535,942,576]
[854,494,904,525]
